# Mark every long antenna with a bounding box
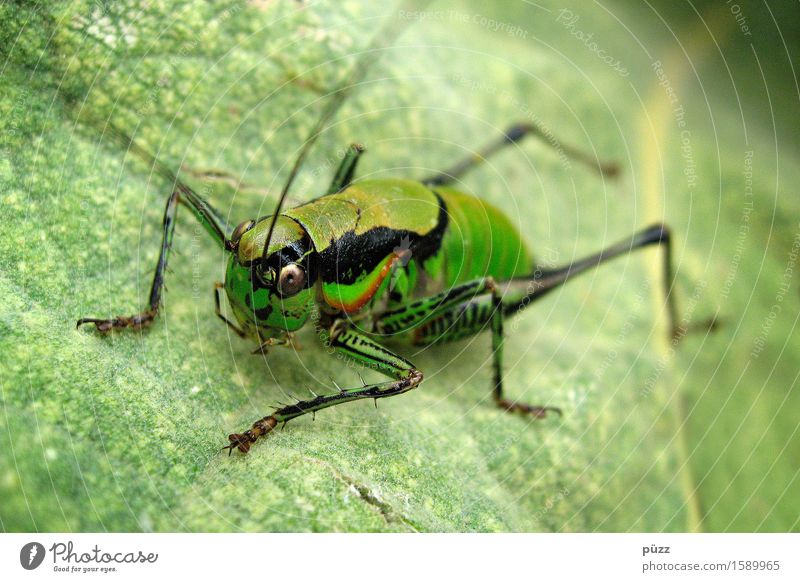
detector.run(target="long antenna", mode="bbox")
[262,0,430,256]
[113,121,230,241]
[71,111,230,245]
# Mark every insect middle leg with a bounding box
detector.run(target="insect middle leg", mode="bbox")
[326,143,365,194]
[224,326,422,454]
[378,224,698,419]
[398,282,561,418]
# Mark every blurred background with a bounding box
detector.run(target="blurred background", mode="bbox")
[0,0,797,531]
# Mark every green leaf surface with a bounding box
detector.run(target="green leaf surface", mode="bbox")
[1,0,797,531]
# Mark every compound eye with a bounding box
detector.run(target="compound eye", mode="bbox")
[277,263,306,297]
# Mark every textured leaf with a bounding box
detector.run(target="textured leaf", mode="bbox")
[1,0,797,532]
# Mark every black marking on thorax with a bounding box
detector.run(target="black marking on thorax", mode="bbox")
[317,192,449,286]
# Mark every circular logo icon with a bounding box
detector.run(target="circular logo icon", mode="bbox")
[20,542,46,570]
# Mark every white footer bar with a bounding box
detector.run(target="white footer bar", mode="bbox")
[1,533,797,581]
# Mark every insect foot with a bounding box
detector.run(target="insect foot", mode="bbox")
[224,416,278,455]
[76,310,156,333]
[495,398,562,419]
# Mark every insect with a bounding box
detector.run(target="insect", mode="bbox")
[76,6,686,455]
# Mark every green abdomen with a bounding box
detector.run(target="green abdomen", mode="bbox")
[435,187,532,287]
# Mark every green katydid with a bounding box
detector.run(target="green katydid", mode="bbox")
[77,5,693,455]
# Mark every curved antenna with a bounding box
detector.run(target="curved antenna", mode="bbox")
[262,0,430,256]
[74,112,231,246]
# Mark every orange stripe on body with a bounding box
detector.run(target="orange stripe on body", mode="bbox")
[324,254,400,313]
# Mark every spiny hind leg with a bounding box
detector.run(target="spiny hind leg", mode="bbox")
[499,224,720,342]
[225,325,422,454]
[422,121,619,186]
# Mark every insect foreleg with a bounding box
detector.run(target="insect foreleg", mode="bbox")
[423,121,619,186]
[326,143,365,194]
[77,184,230,332]
[225,326,422,454]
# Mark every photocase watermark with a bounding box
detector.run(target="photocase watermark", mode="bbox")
[531,487,570,524]
[18,540,158,574]
[509,246,561,333]
[389,235,414,294]
[555,9,629,77]
[20,542,46,570]
[398,9,528,39]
